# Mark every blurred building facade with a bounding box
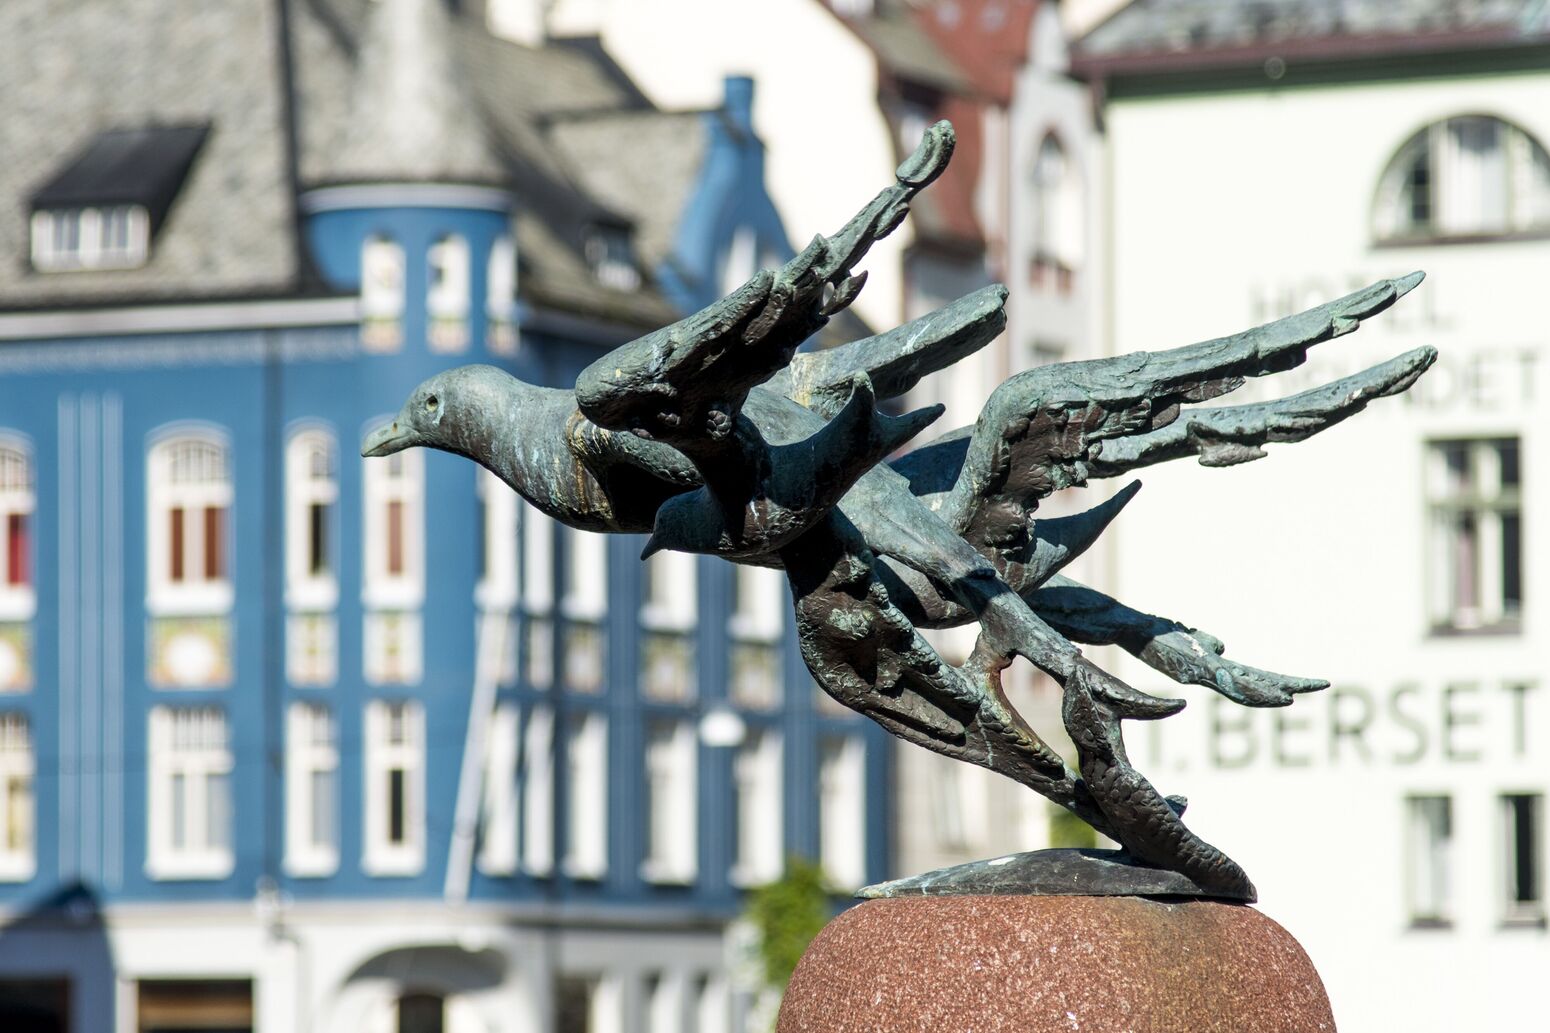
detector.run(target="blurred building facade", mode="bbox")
[1071,2,1550,1030]
[0,1,890,1032]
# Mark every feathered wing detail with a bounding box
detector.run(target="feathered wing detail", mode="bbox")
[773,283,1009,419]
[931,274,1426,563]
[573,121,956,453]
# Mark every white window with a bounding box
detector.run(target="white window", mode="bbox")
[478,703,521,875]
[818,736,866,890]
[929,760,989,853]
[1406,794,1453,927]
[0,714,34,881]
[428,233,471,352]
[147,434,233,616]
[285,702,339,877]
[556,976,625,1033]
[731,730,782,886]
[363,611,423,685]
[641,550,697,631]
[642,720,697,884]
[147,706,233,879]
[730,565,783,642]
[1502,792,1544,923]
[364,700,425,876]
[524,504,557,688]
[487,234,518,354]
[362,434,424,609]
[285,430,338,611]
[1426,438,1521,633]
[1031,132,1084,274]
[692,975,728,1033]
[286,613,337,687]
[563,711,608,879]
[0,443,35,621]
[563,529,607,694]
[361,234,406,352]
[477,469,520,610]
[562,528,608,621]
[30,204,150,271]
[523,705,555,875]
[1376,116,1550,241]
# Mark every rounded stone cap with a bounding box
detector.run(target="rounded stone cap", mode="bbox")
[777,895,1334,1033]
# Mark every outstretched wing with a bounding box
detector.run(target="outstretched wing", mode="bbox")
[574,122,956,455]
[933,273,1428,558]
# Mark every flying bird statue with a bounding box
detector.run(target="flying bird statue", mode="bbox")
[364,122,1434,901]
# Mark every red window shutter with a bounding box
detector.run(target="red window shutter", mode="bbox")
[170,508,185,582]
[204,506,224,580]
[6,513,26,587]
[386,500,404,576]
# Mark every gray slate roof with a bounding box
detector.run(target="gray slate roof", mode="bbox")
[0,0,714,329]
[0,0,297,308]
[1079,0,1550,61]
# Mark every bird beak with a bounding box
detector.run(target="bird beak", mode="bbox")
[361,420,414,458]
[640,534,664,560]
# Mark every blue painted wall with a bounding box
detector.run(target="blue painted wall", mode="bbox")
[0,185,890,918]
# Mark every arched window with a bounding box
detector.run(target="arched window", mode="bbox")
[1031,133,1084,278]
[361,234,406,352]
[427,233,470,352]
[147,433,233,615]
[1375,115,1550,242]
[285,429,338,610]
[0,442,35,620]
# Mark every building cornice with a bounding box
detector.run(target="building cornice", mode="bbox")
[0,296,359,342]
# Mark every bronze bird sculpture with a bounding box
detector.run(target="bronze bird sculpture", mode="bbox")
[364,122,1434,899]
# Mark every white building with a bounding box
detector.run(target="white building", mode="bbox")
[1072,2,1550,1029]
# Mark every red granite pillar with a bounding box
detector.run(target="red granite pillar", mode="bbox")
[777,896,1335,1033]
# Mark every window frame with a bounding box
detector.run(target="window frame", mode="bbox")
[0,440,36,621]
[818,735,867,891]
[730,728,783,887]
[146,432,234,617]
[284,702,340,877]
[0,713,35,881]
[285,428,339,612]
[562,710,608,880]
[363,699,426,877]
[30,204,150,272]
[146,706,234,880]
[641,718,698,885]
[1424,436,1523,636]
[1404,793,1454,929]
[1373,114,1550,246]
[362,430,425,611]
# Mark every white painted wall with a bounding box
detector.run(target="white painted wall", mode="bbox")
[1100,70,1550,1032]
[544,0,906,331]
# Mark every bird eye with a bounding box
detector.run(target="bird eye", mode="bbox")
[425,395,439,412]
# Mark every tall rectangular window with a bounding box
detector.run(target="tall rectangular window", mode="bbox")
[1427,438,1522,633]
[0,446,35,620]
[641,552,696,702]
[364,700,425,876]
[731,730,782,886]
[285,703,339,877]
[476,469,520,611]
[362,443,424,610]
[478,703,521,876]
[523,504,556,689]
[730,566,783,709]
[818,736,867,891]
[147,707,233,879]
[523,705,555,876]
[563,711,608,879]
[0,713,34,880]
[642,720,697,884]
[148,436,233,616]
[285,430,338,611]
[1502,792,1544,923]
[1406,794,1453,927]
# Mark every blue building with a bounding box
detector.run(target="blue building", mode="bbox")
[0,1,890,1031]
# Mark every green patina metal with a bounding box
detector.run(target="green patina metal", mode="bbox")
[364,122,1434,901]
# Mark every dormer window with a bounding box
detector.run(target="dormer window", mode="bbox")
[30,206,150,271]
[1375,116,1550,243]
[584,225,640,291]
[28,124,207,274]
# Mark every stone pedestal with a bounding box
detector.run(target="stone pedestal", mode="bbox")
[776,896,1334,1033]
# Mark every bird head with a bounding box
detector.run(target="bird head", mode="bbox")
[361,365,506,461]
